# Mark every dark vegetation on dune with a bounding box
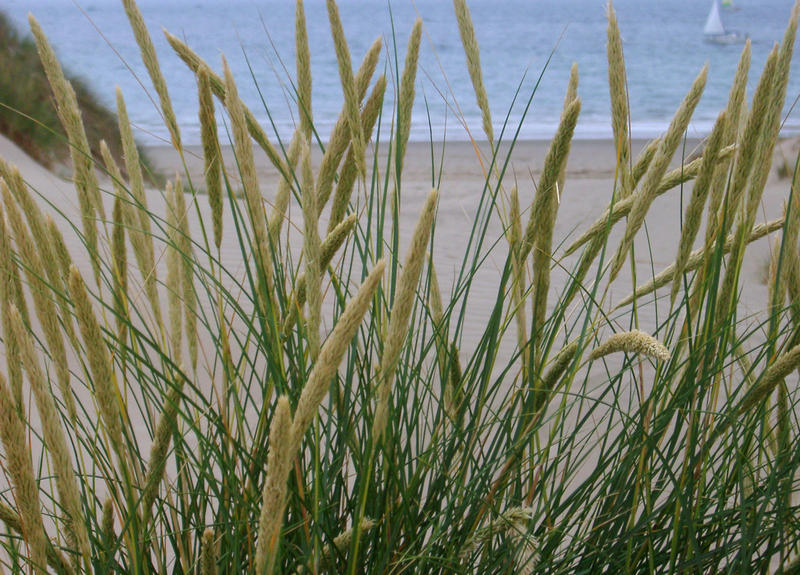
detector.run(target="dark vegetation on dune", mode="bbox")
[0,10,148,177]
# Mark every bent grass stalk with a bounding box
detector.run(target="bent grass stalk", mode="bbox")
[28,15,102,284]
[1,182,76,425]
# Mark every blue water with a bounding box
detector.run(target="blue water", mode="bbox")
[4,0,800,144]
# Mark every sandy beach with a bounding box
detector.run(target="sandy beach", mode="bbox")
[6,132,796,353]
[145,135,795,337]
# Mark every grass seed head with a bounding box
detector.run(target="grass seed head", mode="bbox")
[201,528,217,575]
[296,0,313,139]
[396,19,423,175]
[589,329,670,362]
[198,66,223,249]
[453,0,493,144]
[326,0,365,178]
[69,265,126,458]
[255,395,293,575]
[122,0,181,148]
[373,189,438,439]
[291,259,385,448]
[607,2,630,191]
[0,370,48,574]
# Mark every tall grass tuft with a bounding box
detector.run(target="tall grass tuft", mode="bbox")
[1,1,800,573]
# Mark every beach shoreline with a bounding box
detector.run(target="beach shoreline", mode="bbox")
[143,137,711,187]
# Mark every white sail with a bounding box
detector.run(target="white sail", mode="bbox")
[704,0,726,36]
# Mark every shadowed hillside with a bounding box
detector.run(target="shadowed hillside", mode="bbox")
[0,10,142,175]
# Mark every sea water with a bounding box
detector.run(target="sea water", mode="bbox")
[4,0,800,145]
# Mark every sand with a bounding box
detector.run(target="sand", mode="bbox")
[144,135,794,335]
[4,131,796,355]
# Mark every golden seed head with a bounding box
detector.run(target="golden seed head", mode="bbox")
[122,0,182,148]
[396,19,423,175]
[255,395,293,575]
[326,0,365,178]
[453,0,494,143]
[589,329,670,362]
[296,0,313,139]
[291,259,385,448]
[198,66,223,249]
[373,190,438,439]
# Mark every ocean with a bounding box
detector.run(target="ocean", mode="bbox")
[4,0,800,145]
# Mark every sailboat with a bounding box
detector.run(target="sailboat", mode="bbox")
[704,0,747,44]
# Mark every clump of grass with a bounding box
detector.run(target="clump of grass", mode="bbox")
[0,0,799,573]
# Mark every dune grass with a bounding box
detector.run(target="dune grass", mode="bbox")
[0,0,799,573]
